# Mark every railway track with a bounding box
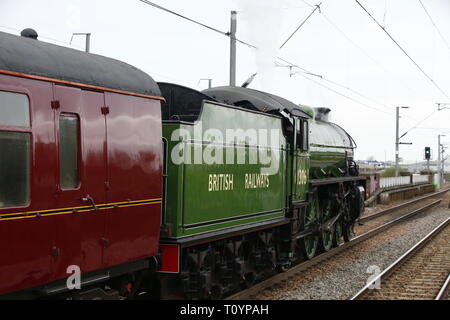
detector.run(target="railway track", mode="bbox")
[355,188,450,235]
[225,195,445,300]
[435,273,450,300]
[351,216,450,300]
[358,188,450,224]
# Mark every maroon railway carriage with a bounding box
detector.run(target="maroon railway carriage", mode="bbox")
[0,31,163,298]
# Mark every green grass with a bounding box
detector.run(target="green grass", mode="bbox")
[380,167,410,177]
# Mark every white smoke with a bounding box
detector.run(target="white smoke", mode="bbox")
[235,0,288,91]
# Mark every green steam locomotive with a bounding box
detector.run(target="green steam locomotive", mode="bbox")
[157,83,365,299]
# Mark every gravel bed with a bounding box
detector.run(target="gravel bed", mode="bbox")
[255,207,450,300]
[354,198,438,235]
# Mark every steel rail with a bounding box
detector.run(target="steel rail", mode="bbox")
[435,273,450,300]
[359,188,449,223]
[225,199,441,300]
[351,215,450,300]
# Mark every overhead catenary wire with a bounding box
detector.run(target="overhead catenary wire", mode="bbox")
[318,10,423,110]
[418,0,450,52]
[139,0,227,36]
[138,0,407,118]
[279,2,321,49]
[298,1,422,123]
[138,0,256,48]
[415,127,450,131]
[292,2,422,120]
[0,23,186,84]
[300,0,423,124]
[0,24,84,50]
[276,57,395,116]
[138,1,391,116]
[354,0,450,100]
[400,109,440,139]
[296,72,393,116]
[313,3,449,137]
[321,76,390,112]
[3,1,392,117]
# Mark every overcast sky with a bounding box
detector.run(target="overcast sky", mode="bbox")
[1,0,450,164]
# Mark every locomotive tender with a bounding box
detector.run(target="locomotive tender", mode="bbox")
[0,30,365,299]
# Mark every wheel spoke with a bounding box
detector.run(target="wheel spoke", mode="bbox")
[321,200,334,252]
[301,194,319,260]
[334,220,344,247]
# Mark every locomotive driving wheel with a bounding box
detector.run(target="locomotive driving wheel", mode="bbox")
[300,195,319,260]
[343,223,355,242]
[320,199,334,252]
[333,219,344,247]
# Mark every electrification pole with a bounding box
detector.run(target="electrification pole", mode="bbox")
[437,134,446,187]
[229,10,237,86]
[71,32,91,53]
[85,33,91,53]
[438,134,441,187]
[436,102,450,111]
[395,106,411,177]
[440,141,445,184]
[395,107,400,176]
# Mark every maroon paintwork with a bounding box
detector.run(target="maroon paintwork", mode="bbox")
[0,74,163,295]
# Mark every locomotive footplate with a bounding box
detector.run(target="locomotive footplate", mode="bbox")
[160,217,290,249]
[310,176,366,186]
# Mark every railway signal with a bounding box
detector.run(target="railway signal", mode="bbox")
[424,146,431,171]
[424,147,431,160]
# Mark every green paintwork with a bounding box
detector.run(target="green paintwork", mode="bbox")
[291,118,309,202]
[308,119,354,179]
[334,220,344,246]
[160,98,358,243]
[320,199,334,251]
[299,104,314,118]
[161,101,310,239]
[302,193,319,259]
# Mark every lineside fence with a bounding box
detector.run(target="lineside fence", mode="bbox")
[363,174,434,206]
[380,174,430,189]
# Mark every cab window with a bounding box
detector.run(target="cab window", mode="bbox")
[296,119,309,151]
[302,120,309,151]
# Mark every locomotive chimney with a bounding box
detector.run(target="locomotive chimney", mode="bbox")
[20,28,38,40]
[314,107,331,122]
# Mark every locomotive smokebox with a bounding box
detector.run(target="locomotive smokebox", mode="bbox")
[314,107,331,122]
[20,28,38,39]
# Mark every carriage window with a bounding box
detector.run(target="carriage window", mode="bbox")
[59,114,80,189]
[0,91,30,208]
[0,91,30,127]
[0,132,30,208]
